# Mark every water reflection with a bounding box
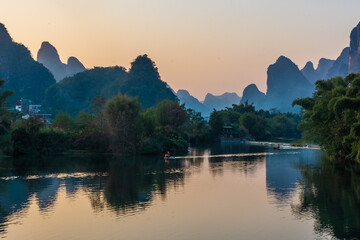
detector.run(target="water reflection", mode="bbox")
[266,149,322,204]
[293,159,360,238]
[0,145,359,239]
[0,155,191,234]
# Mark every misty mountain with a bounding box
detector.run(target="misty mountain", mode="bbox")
[177,89,212,117]
[326,47,350,79]
[44,55,177,115]
[316,58,335,80]
[66,57,86,77]
[241,56,313,112]
[240,21,360,113]
[302,22,360,82]
[264,56,313,112]
[301,58,335,84]
[0,23,55,103]
[240,84,266,107]
[37,41,86,82]
[203,92,241,110]
[349,22,360,74]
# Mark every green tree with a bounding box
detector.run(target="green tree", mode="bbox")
[52,112,76,131]
[0,76,14,155]
[156,100,188,131]
[293,73,360,165]
[90,96,106,131]
[105,94,141,154]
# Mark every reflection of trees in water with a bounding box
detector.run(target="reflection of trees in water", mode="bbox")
[210,143,266,156]
[0,177,62,234]
[266,149,323,205]
[292,161,360,238]
[0,154,192,229]
[207,143,266,177]
[208,156,265,178]
[103,157,186,215]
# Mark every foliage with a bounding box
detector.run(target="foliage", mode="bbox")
[44,55,177,115]
[208,101,301,141]
[156,100,188,130]
[186,109,211,144]
[0,24,55,103]
[0,76,14,154]
[8,93,208,156]
[38,128,69,154]
[105,94,142,154]
[11,118,44,156]
[293,73,360,165]
[52,112,77,131]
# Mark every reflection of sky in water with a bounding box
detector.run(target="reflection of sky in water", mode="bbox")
[266,149,323,204]
[0,144,355,240]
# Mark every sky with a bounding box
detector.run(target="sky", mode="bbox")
[1,0,360,100]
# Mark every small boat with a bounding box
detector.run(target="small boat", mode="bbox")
[164,156,176,160]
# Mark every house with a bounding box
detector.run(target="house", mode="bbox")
[15,100,22,111]
[15,98,52,124]
[220,126,243,142]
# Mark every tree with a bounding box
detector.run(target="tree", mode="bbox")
[209,110,223,137]
[52,112,76,131]
[90,96,106,131]
[0,75,14,155]
[156,100,188,131]
[293,73,360,165]
[105,94,141,154]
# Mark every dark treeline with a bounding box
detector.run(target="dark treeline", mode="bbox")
[44,55,177,115]
[1,90,210,156]
[294,73,360,168]
[209,102,302,141]
[1,71,305,157]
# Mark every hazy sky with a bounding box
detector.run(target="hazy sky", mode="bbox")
[1,0,360,100]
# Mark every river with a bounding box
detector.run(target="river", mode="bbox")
[0,143,359,239]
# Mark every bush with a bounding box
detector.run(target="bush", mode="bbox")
[38,128,69,154]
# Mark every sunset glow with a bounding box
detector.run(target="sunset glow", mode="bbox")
[1,0,360,99]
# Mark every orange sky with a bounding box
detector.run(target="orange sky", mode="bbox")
[1,0,360,100]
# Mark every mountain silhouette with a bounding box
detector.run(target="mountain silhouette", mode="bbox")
[240,84,266,108]
[45,55,177,114]
[37,41,85,81]
[177,90,212,117]
[203,92,241,110]
[0,23,55,103]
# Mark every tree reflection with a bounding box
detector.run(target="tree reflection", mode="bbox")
[103,157,186,214]
[293,160,360,238]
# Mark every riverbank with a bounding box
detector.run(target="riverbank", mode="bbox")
[245,141,321,150]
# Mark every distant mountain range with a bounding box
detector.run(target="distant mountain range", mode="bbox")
[0,22,176,113]
[1,20,360,116]
[241,21,360,113]
[203,92,241,110]
[177,90,241,117]
[177,90,212,117]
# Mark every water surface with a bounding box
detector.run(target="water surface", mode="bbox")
[0,143,359,239]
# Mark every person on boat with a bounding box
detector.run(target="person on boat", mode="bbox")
[165,151,170,158]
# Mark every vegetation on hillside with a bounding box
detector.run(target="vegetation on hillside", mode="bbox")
[44,55,177,115]
[0,23,55,103]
